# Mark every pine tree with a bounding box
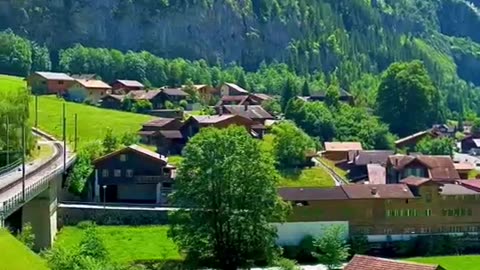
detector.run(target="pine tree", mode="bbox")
[281,76,297,111]
[302,80,310,96]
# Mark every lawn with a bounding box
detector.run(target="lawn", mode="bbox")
[0,229,49,270]
[278,167,335,188]
[320,157,348,180]
[0,74,26,91]
[55,225,181,264]
[32,96,155,148]
[407,255,480,270]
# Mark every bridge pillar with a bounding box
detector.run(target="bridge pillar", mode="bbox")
[21,175,61,251]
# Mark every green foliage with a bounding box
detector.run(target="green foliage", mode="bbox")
[79,226,108,261]
[67,152,93,196]
[131,100,153,114]
[120,132,139,146]
[325,82,340,108]
[377,60,443,137]
[16,223,35,250]
[472,118,480,134]
[301,80,310,96]
[349,233,369,255]
[169,126,289,269]
[164,100,175,109]
[103,128,120,154]
[271,121,315,168]
[416,137,454,156]
[281,76,298,111]
[0,30,33,76]
[178,99,188,110]
[262,99,282,117]
[313,226,350,270]
[275,258,301,270]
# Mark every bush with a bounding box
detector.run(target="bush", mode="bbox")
[276,258,301,270]
[297,235,317,263]
[349,233,369,255]
[17,222,35,249]
[79,226,108,261]
[179,100,188,110]
[76,220,95,229]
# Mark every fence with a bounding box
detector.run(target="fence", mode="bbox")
[0,158,22,176]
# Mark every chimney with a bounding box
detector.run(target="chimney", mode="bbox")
[371,187,378,196]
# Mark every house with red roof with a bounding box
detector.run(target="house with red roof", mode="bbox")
[111,79,145,94]
[27,71,75,95]
[345,255,445,270]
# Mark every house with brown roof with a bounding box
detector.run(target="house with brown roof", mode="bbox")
[218,104,274,125]
[460,134,480,154]
[219,83,249,96]
[344,255,446,270]
[323,142,363,161]
[386,155,459,184]
[27,71,75,95]
[111,80,145,93]
[182,114,260,139]
[67,79,112,104]
[350,150,394,182]
[138,118,185,155]
[301,88,353,105]
[281,176,480,241]
[395,129,440,150]
[454,162,475,179]
[89,145,175,204]
[182,84,218,104]
[101,94,125,110]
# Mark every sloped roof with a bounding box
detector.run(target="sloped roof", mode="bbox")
[190,114,236,124]
[388,155,459,181]
[162,88,189,97]
[355,150,394,166]
[223,105,273,120]
[104,94,125,101]
[459,180,480,190]
[342,184,414,199]
[454,162,475,171]
[143,118,176,128]
[93,144,168,165]
[70,74,96,80]
[75,79,111,89]
[225,83,249,94]
[310,88,352,98]
[278,187,348,201]
[440,183,480,195]
[252,93,272,101]
[395,129,437,145]
[324,142,363,152]
[158,130,183,139]
[400,176,432,187]
[128,90,162,100]
[115,80,144,88]
[34,72,74,81]
[344,255,444,270]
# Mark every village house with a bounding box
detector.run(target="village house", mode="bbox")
[182,84,218,104]
[349,150,394,183]
[101,94,125,110]
[395,129,440,150]
[88,145,176,205]
[218,104,274,125]
[460,134,480,155]
[67,79,112,104]
[385,155,459,184]
[111,80,145,94]
[182,114,260,139]
[27,71,75,95]
[219,82,249,96]
[138,118,183,145]
[344,255,446,270]
[280,177,480,241]
[454,162,475,179]
[323,142,363,162]
[432,124,456,138]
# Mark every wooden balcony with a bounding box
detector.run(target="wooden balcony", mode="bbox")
[134,175,170,184]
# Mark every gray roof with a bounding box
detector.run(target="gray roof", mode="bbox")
[162,88,189,97]
[35,72,74,81]
[116,80,144,88]
[222,105,273,120]
[355,150,394,166]
[278,187,348,201]
[440,184,480,195]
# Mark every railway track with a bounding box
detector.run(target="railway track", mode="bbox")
[0,128,63,195]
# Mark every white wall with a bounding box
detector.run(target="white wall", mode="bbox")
[274,221,349,246]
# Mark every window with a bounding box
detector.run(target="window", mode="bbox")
[448,209,454,216]
[394,209,400,217]
[384,228,393,235]
[126,169,133,177]
[58,80,64,85]
[386,210,392,218]
[120,154,127,162]
[102,169,109,177]
[420,227,431,234]
[454,209,460,217]
[114,169,121,177]
[460,208,466,216]
[425,209,432,217]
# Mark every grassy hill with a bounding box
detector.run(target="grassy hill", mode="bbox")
[0,75,155,148]
[0,229,49,270]
[407,255,480,270]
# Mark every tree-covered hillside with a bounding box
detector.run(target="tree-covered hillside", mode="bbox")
[2,0,480,116]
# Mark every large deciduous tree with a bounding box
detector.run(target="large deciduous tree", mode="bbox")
[416,137,454,156]
[376,60,442,137]
[169,127,289,269]
[271,121,315,168]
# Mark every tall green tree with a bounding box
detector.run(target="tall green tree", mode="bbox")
[169,127,288,269]
[281,76,297,111]
[271,121,315,168]
[102,128,119,154]
[301,80,310,96]
[376,61,441,137]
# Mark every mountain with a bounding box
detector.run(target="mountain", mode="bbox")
[2,0,480,114]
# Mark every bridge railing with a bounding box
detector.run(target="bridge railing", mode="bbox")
[0,158,22,177]
[0,155,76,221]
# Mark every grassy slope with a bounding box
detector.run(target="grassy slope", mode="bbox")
[0,229,49,270]
[407,255,480,270]
[1,75,155,148]
[33,96,154,148]
[55,226,181,263]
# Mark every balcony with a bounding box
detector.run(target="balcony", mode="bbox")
[134,175,171,184]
